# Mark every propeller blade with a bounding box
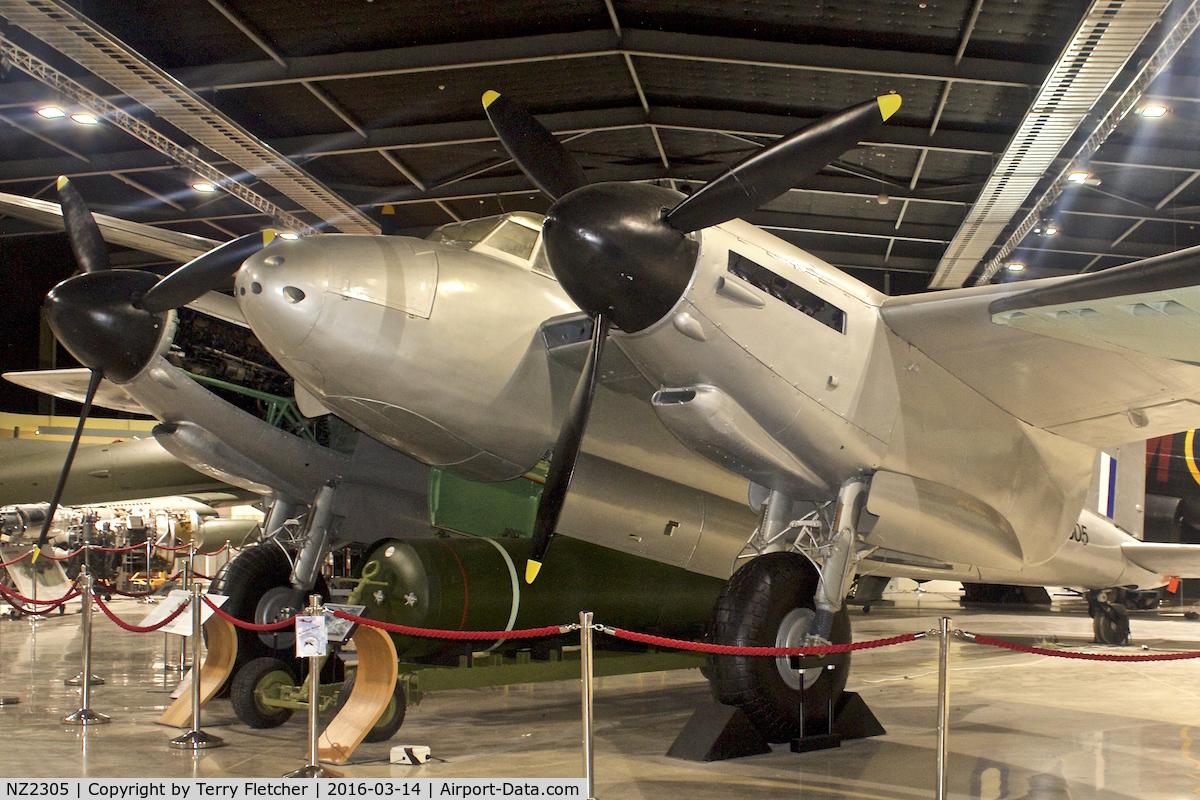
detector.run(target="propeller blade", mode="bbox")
[526,312,612,583]
[482,91,587,201]
[139,230,278,313]
[56,176,109,273]
[666,94,902,234]
[32,368,103,563]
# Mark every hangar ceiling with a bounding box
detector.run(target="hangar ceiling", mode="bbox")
[1,0,1200,297]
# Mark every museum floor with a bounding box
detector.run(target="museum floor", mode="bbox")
[1,587,1199,799]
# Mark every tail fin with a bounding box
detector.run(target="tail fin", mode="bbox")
[1085,443,1146,537]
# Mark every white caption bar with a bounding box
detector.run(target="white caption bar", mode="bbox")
[0,780,588,800]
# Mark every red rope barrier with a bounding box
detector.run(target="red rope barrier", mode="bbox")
[0,551,31,568]
[89,543,145,554]
[330,609,567,640]
[965,632,1200,662]
[94,581,157,598]
[203,595,295,631]
[606,627,924,655]
[0,579,81,607]
[93,592,189,633]
[0,588,81,615]
[34,547,83,562]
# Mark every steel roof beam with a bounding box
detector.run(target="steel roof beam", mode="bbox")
[170,29,1048,92]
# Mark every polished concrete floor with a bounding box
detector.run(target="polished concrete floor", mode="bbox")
[1,586,1200,798]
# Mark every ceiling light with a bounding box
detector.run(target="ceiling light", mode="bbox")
[1044,224,1058,236]
[36,106,65,119]
[1140,105,1168,118]
[278,231,300,240]
[1005,262,1025,272]
[70,112,99,125]
[191,181,216,192]
[1066,171,1090,183]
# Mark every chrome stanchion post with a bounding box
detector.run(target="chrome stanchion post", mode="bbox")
[580,611,595,800]
[169,584,225,750]
[66,564,104,686]
[63,570,109,725]
[286,594,340,778]
[0,606,19,706]
[140,536,154,602]
[177,557,189,674]
[936,616,950,800]
[29,549,42,624]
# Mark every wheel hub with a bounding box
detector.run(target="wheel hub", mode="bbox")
[255,586,307,648]
[775,607,823,690]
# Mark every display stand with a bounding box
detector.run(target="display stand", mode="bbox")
[317,618,398,764]
[157,613,237,728]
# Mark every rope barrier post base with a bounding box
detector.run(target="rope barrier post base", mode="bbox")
[580,611,595,800]
[63,570,109,726]
[936,616,950,800]
[287,594,341,779]
[169,584,225,751]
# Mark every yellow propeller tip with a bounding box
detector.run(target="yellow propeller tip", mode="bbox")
[56,175,69,189]
[482,90,501,109]
[525,559,542,584]
[877,94,902,122]
[30,548,40,564]
[262,229,277,245]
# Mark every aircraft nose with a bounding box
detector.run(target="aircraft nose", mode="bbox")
[235,238,326,352]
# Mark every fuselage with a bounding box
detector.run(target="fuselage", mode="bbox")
[230,211,1134,586]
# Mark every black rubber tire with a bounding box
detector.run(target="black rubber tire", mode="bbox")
[230,656,297,729]
[1094,604,1130,645]
[207,542,330,693]
[707,552,851,743]
[337,672,406,743]
[209,542,294,676]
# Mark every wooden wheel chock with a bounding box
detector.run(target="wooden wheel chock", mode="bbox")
[319,623,399,764]
[156,613,238,727]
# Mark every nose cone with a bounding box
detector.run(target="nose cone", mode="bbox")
[44,269,167,383]
[544,182,698,333]
[235,239,327,354]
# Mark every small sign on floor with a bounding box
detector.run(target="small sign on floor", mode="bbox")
[390,745,432,764]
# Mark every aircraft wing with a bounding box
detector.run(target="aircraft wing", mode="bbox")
[0,190,217,262]
[880,251,1200,449]
[4,368,150,415]
[0,191,247,327]
[1121,541,1200,578]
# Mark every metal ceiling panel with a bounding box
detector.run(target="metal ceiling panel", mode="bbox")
[0,0,378,234]
[931,0,1171,288]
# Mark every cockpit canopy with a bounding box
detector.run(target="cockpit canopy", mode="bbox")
[427,212,554,278]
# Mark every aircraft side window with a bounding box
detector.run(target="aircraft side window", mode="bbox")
[727,251,845,334]
[481,220,540,261]
[426,216,502,248]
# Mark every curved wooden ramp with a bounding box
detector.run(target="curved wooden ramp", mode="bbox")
[156,614,237,727]
[319,624,399,765]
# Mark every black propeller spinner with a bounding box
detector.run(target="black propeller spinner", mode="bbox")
[32,177,276,560]
[482,90,901,582]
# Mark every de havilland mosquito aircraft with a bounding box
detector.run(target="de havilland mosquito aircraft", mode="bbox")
[11,89,1200,743]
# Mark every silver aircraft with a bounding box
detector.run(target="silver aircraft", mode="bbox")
[12,91,1200,743]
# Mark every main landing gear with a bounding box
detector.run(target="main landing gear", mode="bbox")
[1087,588,1131,646]
[704,476,877,747]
